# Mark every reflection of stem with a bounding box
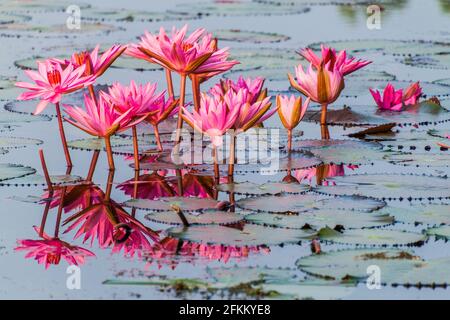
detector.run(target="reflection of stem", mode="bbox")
[287,129,292,153]
[228,134,236,177]
[175,75,187,147]
[171,205,189,227]
[54,187,66,238]
[39,197,52,238]
[175,169,184,196]
[321,103,330,139]
[165,69,174,99]
[153,125,163,151]
[55,102,72,168]
[86,150,100,182]
[131,170,139,217]
[228,175,235,212]
[132,126,140,171]
[88,84,98,106]
[39,149,53,193]
[104,136,115,170]
[191,75,201,112]
[104,170,115,202]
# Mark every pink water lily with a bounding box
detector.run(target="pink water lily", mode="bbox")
[16,226,95,269]
[300,45,372,76]
[277,94,310,152]
[211,76,266,105]
[15,60,95,114]
[369,82,422,112]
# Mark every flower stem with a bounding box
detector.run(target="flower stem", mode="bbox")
[320,103,330,139]
[153,124,163,151]
[132,126,140,171]
[55,102,72,168]
[228,134,236,177]
[165,69,174,99]
[287,129,292,153]
[191,75,201,112]
[212,145,220,182]
[39,149,53,193]
[175,74,187,140]
[86,150,100,182]
[104,136,115,171]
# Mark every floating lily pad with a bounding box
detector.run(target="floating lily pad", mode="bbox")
[0,174,83,187]
[0,12,30,24]
[0,1,91,13]
[426,225,450,240]
[169,1,310,17]
[383,152,450,168]
[296,248,424,284]
[402,53,450,70]
[123,197,220,213]
[0,76,22,101]
[0,136,42,149]
[315,174,450,201]
[214,29,289,43]
[81,8,197,22]
[245,209,394,230]
[378,204,450,226]
[217,182,310,196]
[145,209,245,226]
[316,227,427,247]
[236,193,385,213]
[67,136,136,151]
[167,223,315,247]
[230,47,301,72]
[434,78,450,87]
[0,163,35,182]
[0,109,50,123]
[308,39,450,56]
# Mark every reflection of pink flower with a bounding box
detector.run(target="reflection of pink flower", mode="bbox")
[64,200,159,258]
[117,172,176,200]
[15,60,95,114]
[146,237,270,268]
[295,164,358,186]
[300,45,371,76]
[44,184,104,213]
[370,82,422,112]
[15,227,95,269]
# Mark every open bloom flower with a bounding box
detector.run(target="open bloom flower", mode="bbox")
[44,184,104,213]
[52,44,126,78]
[369,82,422,112]
[182,92,241,146]
[15,60,95,114]
[210,76,266,104]
[300,45,372,76]
[277,94,310,130]
[15,226,95,269]
[289,63,345,105]
[133,25,237,75]
[64,93,146,137]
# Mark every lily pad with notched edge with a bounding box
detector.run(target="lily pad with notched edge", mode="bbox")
[378,204,450,226]
[145,209,245,226]
[167,223,315,247]
[316,227,427,247]
[245,209,394,230]
[0,163,35,182]
[315,173,450,201]
[123,197,220,212]
[236,193,385,213]
[217,182,310,196]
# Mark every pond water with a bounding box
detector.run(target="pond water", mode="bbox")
[1,0,450,299]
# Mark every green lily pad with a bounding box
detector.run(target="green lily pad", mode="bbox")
[214,29,289,43]
[0,1,91,13]
[316,227,427,247]
[81,8,197,22]
[0,12,30,24]
[67,136,136,151]
[0,22,119,37]
[123,197,220,213]
[0,136,42,149]
[402,53,450,70]
[378,204,450,226]
[426,225,450,240]
[245,209,394,230]
[428,128,450,139]
[0,174,83,187]
[0,163,35,182]
[292,139,382,150]
[217,182,310,196]
[383,152,450,167]
[315,173,450,201]
[236,193,385,213]
[229,47,301,72]
[308,39,450,56]
[296,248,425,284]
[145,209,245,226]
[0,109,50,123]
[167,223,315,247]
[169,1,310,17]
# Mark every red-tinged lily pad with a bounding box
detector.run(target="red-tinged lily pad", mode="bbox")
[145,209,245,226]
[236,193,385,213]
[245,209,394,230]
[123,197,220,212]
[167,223,315,247]
[315,173,450,201]
[0,163,35,182]
[217,181,310,196]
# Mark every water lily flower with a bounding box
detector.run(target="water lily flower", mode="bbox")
[300,45,372,76]
[15,226,95,269]
[295,164,358,186]
[15,60,96,167]
[64,93,147,170]
[276,94,310,152]
[210,76,266,105]
[117,172,177,200]
[369,82,422,112]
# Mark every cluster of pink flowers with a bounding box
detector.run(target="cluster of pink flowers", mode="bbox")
[370,82,422,112]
